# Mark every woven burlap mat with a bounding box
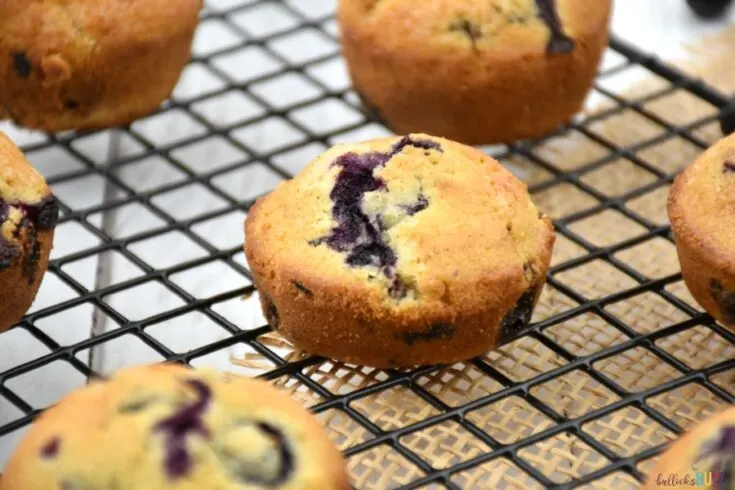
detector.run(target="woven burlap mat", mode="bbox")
[233,28,735,489]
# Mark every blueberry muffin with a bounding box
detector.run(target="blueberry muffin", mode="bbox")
[1,363,350,490]
[338,0,612,144]
[669,133,735,327]
[0,0,202,132]
[644,406,735,490]
[244,134,555,368]
[0,132,58,335]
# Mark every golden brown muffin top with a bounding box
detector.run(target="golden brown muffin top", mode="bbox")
[0,0,202,89]
[669,132,735,274]
[339,0,611,57]
[0,132,56,247]
[1,364,350,490]
[246,134,553,316]
[0,132,48,204]
[0,0,203,43]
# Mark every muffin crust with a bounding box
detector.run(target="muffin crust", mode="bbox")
[0,0,203,131]
[245,134,555,367]
[339,0,612,144]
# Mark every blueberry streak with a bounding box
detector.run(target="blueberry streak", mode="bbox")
[314,136,441,298]
[535,0,575,54]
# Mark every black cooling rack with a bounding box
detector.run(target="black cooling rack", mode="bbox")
[1,1,735,488]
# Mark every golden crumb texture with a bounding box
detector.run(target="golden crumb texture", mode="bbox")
[669,132,735,327]
[1,363,351,490]
[0,131,57,335]
[338,0,612,144]
[643,405,735,490]
[245,134,555,367]
[0,0,203,131]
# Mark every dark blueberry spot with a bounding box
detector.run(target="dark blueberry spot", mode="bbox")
[390,135,442,155]
[449,19,482,51]
[292,281,312,296]
[696,425,735,483]
[312,137,441,297]
[402,194,429,216]
[17,196,60,231]
[498,286,540,344]
[0,197,57,273]
[155,379,212,480]
[40,437,60,459]
[262,296,280,329]
[0,241,21,270]
[535,0,575,54]
[687,0,733,19]
[21,219,40,284]
[388,274,411,300]
[64,100,79,110]
[398,323,455,346]
[724,161,735,174]
[253,423,293,485]
[12,52,31,79]
[710,279,735,323]
[217,421,294,485]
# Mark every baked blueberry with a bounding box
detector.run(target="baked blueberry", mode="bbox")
[245,134,555,367]
[314,136,441,299]
[498,286,543,345]
[1,364,350,490]
[534,0,575,53]
[156,380,211,479]
[39,437,60,460]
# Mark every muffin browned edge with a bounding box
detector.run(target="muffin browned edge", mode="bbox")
[244,190,555,368]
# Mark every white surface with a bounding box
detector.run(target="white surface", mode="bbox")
[1,0,734,469]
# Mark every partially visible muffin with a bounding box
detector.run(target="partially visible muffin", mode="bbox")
[338,0,612,144]
[0,0,203,132]
[1,363,351,490]
[0,132,58,334]
[669,132,735,327]
[643,405,735,490]
[245,134,555,368]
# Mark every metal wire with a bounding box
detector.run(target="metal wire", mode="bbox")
[1,2,734,488]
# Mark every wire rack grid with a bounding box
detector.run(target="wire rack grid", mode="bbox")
[1,1,735,488]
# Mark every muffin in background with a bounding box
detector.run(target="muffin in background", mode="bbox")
[0,0,203,131]
[669,132,735,328]
[338,0,612,144]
